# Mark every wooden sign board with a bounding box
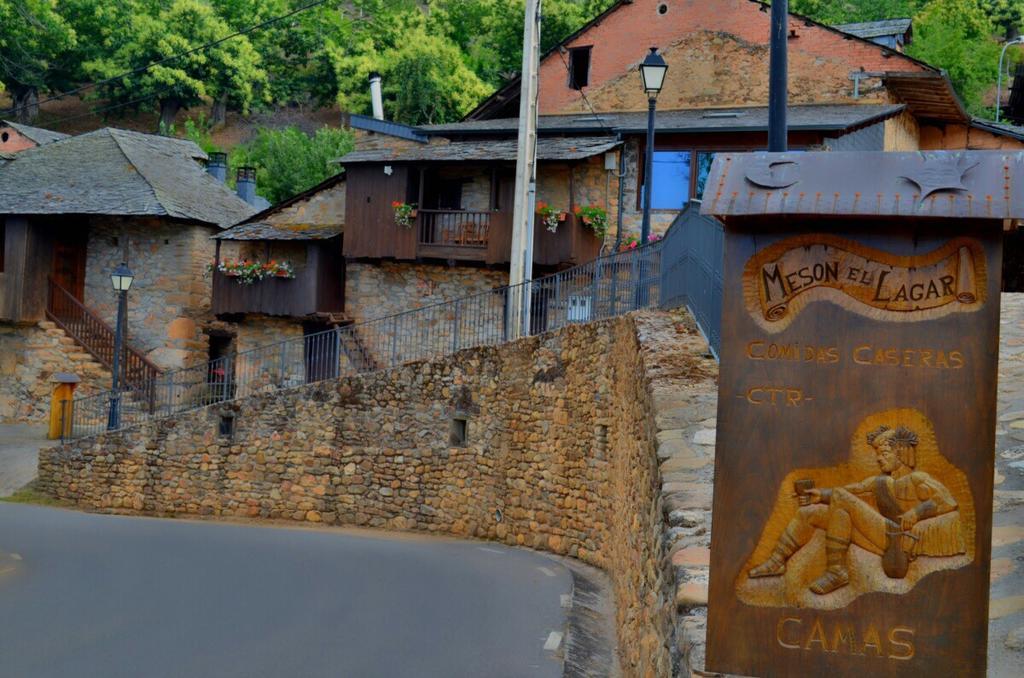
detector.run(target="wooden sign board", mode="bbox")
[701,152,1023,677]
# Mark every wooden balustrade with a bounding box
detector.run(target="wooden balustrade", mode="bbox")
[46,277,162,391]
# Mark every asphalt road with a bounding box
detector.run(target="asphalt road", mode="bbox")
[0,504,571,678]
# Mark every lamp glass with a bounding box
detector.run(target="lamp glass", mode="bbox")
[640,48,668,95]
[111,263,134,292]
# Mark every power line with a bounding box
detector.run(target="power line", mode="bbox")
[555,48,614,135]
[2,0,339,120]
[43,87,178,129]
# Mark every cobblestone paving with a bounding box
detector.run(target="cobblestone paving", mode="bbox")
[990,293,1024,676]
[637,295,1024,676]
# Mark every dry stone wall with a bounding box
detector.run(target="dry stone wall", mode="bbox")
[40,315,687,676]
[0,322,111,423]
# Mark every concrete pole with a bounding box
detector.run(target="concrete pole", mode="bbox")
[508,0,542,339]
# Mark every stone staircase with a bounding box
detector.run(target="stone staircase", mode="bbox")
[37,320,113,384]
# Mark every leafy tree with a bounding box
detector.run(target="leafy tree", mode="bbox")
[381,27,493,124]
[906,0,1001,115]
[980,0,1024,39]
[86,0,267,130]
[229,125,354,203]
[0,0,77,121]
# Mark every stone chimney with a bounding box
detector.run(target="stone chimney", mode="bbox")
[207,151,228,183]
[236,166,258,205]
[369,72,384,121]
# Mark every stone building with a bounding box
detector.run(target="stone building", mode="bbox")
[0,119,68,157]
[0,127,254,423]
[204,0,1024,363]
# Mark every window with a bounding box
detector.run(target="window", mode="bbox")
[450,417,468,446]
[568,46,592,90]
[647,151,691,210]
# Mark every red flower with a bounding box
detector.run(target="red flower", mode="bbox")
[392,201,402,208]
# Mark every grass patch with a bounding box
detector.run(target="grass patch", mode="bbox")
[0,481,67,507]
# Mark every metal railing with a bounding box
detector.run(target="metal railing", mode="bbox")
[660,201,724,357]
[418,209,491,248]
[46,277,163,390]
[67,204,723,440]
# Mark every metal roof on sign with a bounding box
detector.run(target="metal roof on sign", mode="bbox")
[701,151,1024,220]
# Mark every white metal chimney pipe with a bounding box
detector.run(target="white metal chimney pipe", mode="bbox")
[368,72,384,120]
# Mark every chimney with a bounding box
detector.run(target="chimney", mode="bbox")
[368,72,384,121]
[207,151,228,183]
[236,166,258,205]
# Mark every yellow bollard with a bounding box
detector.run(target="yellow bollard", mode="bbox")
[49,373,80,440]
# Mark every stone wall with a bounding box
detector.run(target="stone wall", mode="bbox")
[345,261,506,321]
[40,315,679,675]
[536,0,926,116]
[0,323,111,423]
[84,217,217,371]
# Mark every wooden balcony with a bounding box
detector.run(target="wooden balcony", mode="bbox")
[212,244,344,318]
[410,208,601,267]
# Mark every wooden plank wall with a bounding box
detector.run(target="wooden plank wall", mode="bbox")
[343,165,411,259]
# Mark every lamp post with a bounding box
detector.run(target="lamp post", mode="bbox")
[107,262,134,431]
[997,37,1024,123]
[639,47,667,245]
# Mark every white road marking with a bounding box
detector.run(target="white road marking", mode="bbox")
[477,547,503,554]
[560,594,571,608]
[0,567,14,576]
[537,566,556,577]
[10,554,22,561]
[543,631,563,651]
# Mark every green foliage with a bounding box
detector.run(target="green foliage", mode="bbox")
[229,126,354,204]
[0,0,77,109]
[85,0,267,127]
[790,1,920,24]
[382,27,493,124]
[906,0,1002,115]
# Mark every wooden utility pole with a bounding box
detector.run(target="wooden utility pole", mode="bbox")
[507,0,542,339]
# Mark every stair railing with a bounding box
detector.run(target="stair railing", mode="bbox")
[46,277,163,395]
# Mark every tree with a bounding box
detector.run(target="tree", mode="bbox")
[86,0,267,130]
[906,0,1001,115]
[230,125,354,203]
[0,0,77,122]
[981,0,1024,39]
[381,27,493,124]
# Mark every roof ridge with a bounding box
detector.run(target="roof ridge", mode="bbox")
[107,128,171,218]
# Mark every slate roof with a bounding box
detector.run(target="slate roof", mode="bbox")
[0,120,70,146]
[421,104,906,136]
[337,136,621,164]
[833,18,913,41]
[0,128,256,228]
[216,222,341,241]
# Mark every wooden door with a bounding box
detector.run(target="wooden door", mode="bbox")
[51,231,87,300]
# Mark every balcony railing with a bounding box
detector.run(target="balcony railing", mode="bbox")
[417,210,491,259]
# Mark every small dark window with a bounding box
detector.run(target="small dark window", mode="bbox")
[450,417,468,446]
[568,46,592,90]
[219,414,235,438]
[1,131,8,143]
[658,3,669,15]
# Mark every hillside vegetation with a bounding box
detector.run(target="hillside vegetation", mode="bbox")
[1,0,1020,202]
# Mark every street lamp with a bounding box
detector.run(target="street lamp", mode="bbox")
[107,262,134,430]
[639,47,667,246]
[997,37,1024,123]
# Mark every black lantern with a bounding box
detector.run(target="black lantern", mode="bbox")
[639,47,668,97]
[110,262,135,292]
